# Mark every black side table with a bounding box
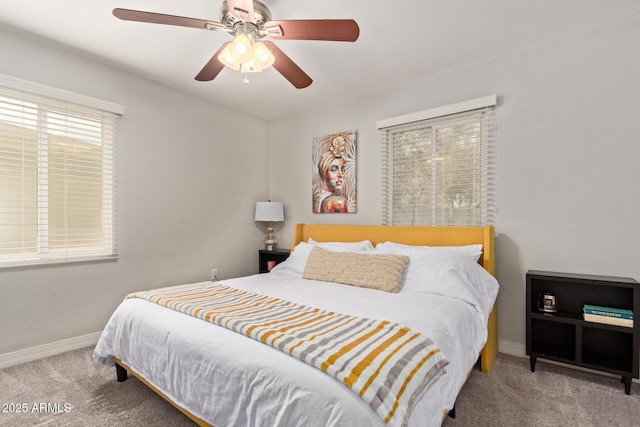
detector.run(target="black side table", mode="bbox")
[258,249,290,273]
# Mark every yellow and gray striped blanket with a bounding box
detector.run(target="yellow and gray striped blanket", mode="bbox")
[127,281,449,427]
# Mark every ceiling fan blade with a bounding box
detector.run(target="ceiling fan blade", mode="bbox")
[195,42,231,81]
[113,8,226,31]
[262,41,312,89]
[264,20,360,42]
[226,0,255,22]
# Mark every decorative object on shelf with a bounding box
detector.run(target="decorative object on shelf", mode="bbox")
[537,292,558,313]
[583,304,633,327]
[583,313,633,327]
[254,201,284,251]
[312,130,357,213]
[583,304,633,319]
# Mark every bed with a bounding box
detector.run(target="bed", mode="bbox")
[93,223,499,427]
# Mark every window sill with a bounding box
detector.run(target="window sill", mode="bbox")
[0,254,119,271]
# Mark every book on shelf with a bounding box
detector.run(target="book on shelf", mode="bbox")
[583,304,633,319]
[583,313,633,328]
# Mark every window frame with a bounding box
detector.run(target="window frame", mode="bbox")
[377,95,496,227]
[0,74,124,268]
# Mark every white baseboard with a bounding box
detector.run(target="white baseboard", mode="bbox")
[0,331,102,369]
[498,339,526,358]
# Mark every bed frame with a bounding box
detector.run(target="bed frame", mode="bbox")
[291,223,498,374]
[113,223,498,426]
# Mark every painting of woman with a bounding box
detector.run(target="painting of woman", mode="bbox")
[312,130,356,213]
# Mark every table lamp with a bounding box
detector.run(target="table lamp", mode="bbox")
[254,201,284,251]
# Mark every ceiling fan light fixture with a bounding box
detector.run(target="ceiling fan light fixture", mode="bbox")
[240,60,261,73]
[229,33,254,63]
[218,28,275,77]
[218,44,240,70]
[253,42,275,69]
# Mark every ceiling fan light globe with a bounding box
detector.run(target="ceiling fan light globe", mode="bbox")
[235,44,248,55]
[253,42,274,66]
[256,53,275,69]
[218,44,240,70]
[230,34,254,63]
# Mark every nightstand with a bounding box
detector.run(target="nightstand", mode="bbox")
[526,270,639,394]
[258,249,290,273]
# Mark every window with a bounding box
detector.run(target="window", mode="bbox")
[0,75,124,267]
[378,95,496,227]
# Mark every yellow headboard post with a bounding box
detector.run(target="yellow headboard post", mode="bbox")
[291,223,305,252]
[479,225,498,373]
[482,225,496,277]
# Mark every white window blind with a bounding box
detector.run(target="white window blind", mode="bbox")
[0,76,123,267]
[378,96,496,227]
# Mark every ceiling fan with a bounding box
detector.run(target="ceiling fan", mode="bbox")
[113,0,360,89]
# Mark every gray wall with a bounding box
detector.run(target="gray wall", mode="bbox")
[0,27,270,354]
[1,16,639,358]
[267,19,640,352]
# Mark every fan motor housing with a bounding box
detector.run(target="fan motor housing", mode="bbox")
[220,0,272,28]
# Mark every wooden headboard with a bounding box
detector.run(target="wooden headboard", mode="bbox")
[291,223,498,373]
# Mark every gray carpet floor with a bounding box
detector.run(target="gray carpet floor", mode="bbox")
[0,346,638,426]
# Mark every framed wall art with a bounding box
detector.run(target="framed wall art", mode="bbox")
[312,130,357,213]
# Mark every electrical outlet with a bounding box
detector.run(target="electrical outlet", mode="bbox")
[211,268,218,280]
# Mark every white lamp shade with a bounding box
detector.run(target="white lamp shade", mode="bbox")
[255,202,284,222]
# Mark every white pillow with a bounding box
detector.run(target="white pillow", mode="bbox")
[376,241,483,261]
[372,244,498,324]
[270,242,313,275]
[308,238,374,251]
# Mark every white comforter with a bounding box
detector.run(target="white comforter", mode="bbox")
[94,270,490,427]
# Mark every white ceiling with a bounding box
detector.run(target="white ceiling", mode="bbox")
[1,0,639,120]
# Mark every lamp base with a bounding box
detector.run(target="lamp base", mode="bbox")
[263,222,278,251]
[264,242,278,251]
